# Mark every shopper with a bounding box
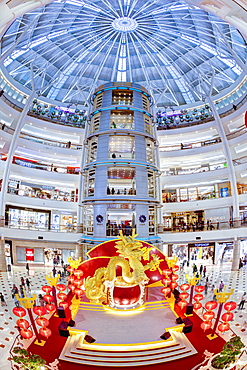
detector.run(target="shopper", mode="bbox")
[19,285,25,298]
[238,292,246,310]
[52,266,56,277]
[0,292,7,306]
[13,295,20,307]
[20,277,25,287]
[26,263,30,274]
[11,284,18,298]
[219,281,224,292]
[203,266,207,278]
[199,265,203,275]
[26,278,31,292]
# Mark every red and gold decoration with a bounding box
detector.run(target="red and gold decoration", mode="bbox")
[201,288,235,340]
[13,294,50,346]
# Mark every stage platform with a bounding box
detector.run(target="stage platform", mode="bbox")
[59,287,197,367]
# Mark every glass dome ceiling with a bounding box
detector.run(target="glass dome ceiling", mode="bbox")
[1,0,246,107]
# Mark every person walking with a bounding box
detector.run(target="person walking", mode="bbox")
[26,278,31,292]
[199,265,203,275]
[26,263,29,275]
[20,277,25,287]
[203,266,207,278]
[205,282,208,295]
[238,292,246,310]
[52,266,56,277]
[219,281,224,292]
[19,285,25,298]
[13,295,20,307]
[0,292,7,306]
[11,284,18,298]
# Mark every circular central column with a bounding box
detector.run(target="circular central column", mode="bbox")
[112,17,138,32]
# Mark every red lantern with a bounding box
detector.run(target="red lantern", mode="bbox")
[42,285,52,294]
[162,269,172,276]
[218,322,230,332]
[161,287,171,295]
[178,300,188,309]
[193,302,202,310]
[221,312,234,322]
[36,317,49,327]
[33,306,46,316]
[57,292,67,301]
[68,284,76,292]
[223,301,237,312]
[205,301,218,310]
[16,319,30,329]
[20,328,33,339]
[74,270,83,279]
[66,266,74,274]
[194,293,203,302]
[162,278,171,286]
[59,301,69,309]
[43,294,54,303]
[195,286,205,293]
[13,307,26,318]
[56,284,66,291]
[180,284,190,291]
[203,310,215,321]
[39,327,52,338]
[68,275,76,283]
[179,292,189,300]
[172,265,179,272]
[73,279,83,288]
[46,303,56,312]
[170,282,178,290]
[201,321,212,331]
[171,274,179,281]
[74,288,84,297]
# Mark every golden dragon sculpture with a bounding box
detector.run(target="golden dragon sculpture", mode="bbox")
[84,230,162,303]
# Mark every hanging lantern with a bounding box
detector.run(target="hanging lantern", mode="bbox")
[57,292,67,301]
[42,285,52,294]
[179,292,189,300]
[74,288,84,297]
[43,294,54,303]
[39,327,52,339]
[16,319,30,329]
[201,321,212,332]
[66,266,74,274]
[193,294,203,302]
[59,301,69,310]
[218,322,230,333]
[172,265,179,272]
[195,286,205,293]
[203,310,215,321]
[20,328,33,339]
[33,306,47,316]
[162,278,171,286]
[36,317,49,327]
[13,307,26,318]
[56,284,66,292]
[162,269,172,276]
[170,282,178,290]
[178,300,188,310]
[193,302,202,310]
[221,312,234,322]
[161,287,171,295]
[73,270,83,279]
[73,279,83,288]
[223,301,237,312]
[171,274,179,281]
[68,284,76,292]
[205,301,218,311]
[68,275,76,283]
[180,284,190,291]
[45,303,56,312]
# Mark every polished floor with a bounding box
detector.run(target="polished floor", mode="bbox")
[0,262,246,369]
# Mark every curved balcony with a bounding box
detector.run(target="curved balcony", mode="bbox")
[159,137,221,152]
[12,157,80,174]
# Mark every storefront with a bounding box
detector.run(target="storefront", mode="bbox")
[171,211,204,231]
[171,244,188,262]
[188,242,215,264]
[51,210,77,232]
[6,205,50,230]
[215,242,233,263]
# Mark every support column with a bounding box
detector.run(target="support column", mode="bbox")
[0,91,36,217]
[207,96,239,221]
[76,243,85,260]
[0,237,7,272]
[231,237,240,271]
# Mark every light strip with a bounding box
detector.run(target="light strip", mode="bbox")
[9,174,76,188]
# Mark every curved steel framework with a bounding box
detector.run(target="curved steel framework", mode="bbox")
[1,0,246,106]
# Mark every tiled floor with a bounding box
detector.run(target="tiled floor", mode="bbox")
[0,262,246,369]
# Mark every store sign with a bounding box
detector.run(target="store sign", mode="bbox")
[26,248,34,261]
[188,243,215,248]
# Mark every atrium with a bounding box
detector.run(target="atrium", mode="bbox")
[0,0,246,369]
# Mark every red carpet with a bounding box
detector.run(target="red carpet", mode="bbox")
[28,297,226,370]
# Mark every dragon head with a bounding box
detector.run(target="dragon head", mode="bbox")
[115,230,145,260]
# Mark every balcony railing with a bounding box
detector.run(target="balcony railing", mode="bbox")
[159,137,221,152]
[158,219,246,233]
